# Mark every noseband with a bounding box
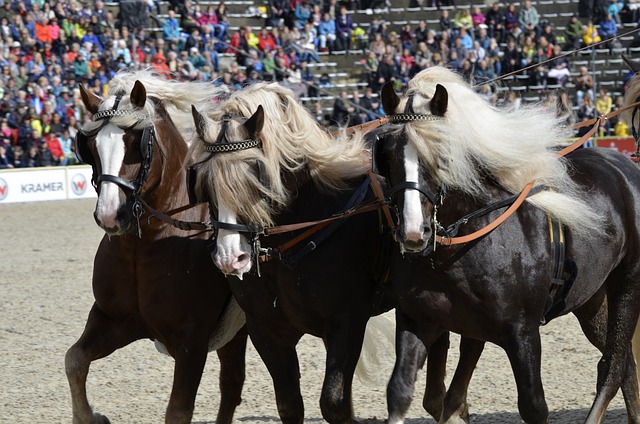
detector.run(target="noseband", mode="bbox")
[77,94,156,236]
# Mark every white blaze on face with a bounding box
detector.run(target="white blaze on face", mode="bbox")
[214,196,253,279]
[94,124,126,229]
[403,142,425,242]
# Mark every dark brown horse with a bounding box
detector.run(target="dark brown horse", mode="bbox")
[65,71,247,424]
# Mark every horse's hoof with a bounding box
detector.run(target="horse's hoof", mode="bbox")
[93,413,111,424]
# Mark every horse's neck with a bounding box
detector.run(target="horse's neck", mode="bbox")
[143,134,209,229]
[278,173,367,224]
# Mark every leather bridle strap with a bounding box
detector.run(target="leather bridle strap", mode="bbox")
[368,169,395,229]
[432,100,640,246]
[436,180,535,245]
[331,117,389,137]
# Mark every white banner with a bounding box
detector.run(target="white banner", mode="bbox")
[0,166,97,204]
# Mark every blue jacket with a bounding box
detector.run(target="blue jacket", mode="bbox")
[598,18,617,37]
[318,19,336,36]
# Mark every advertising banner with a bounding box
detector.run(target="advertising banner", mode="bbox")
[0,166,96,204]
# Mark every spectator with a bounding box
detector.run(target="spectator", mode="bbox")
[595,88,613,135]
[453,9,473,34]
[582,20,601,45]
[179,0,200,34]
[298,23,321,63]
[471,6,486,34]
[400,23,414,52]
[0,142,14,168]
[214,3,230,40]
[504,4,519,34]
[598,13,617,40]
[294,0,312,30]
[540,23,557,47]
[331,90,353,126]
[574,66,594,106]
[518,0,540,38]
[485,2,506,43]
[609,0,625,23]
[268,0,290,29]
[375,50,397,84]
[547,44,571,86]
[335,5,353,51]
[318,12,336,52]
[257,27,277,53]
[564,14,584,49]
[439,9,452,34]
[577,92,596,120]
[414,20,429,46]
[162,9,181,46]
[501,37,523,75]
[59,129,76,165]
[188,47,207,70]
[22,144,40,167]
[43,129,64,164]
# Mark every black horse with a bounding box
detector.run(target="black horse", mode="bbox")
[187,81,408,423]
[373,65,640,423]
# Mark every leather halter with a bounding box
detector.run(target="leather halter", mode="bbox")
[190,112,269,238]
[79,94,156,237]
[385,94,446,212]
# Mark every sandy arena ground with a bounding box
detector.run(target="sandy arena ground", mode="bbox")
[0,198,630,423]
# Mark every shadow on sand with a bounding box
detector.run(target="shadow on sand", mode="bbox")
[195,407,627,423]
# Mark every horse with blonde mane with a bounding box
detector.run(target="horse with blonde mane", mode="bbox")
[65,70,247,424]
[372,65,640,423]
[187,81,406,423]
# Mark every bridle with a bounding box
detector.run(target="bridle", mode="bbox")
[75,94,156,236]
[380,94,447,246]
[189,111,271,270]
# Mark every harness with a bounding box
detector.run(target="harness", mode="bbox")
[378,95,589,324]
[189,111,392,277]
[74,94,155,237]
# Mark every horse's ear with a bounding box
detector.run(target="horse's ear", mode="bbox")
[191,105,207,140]
[430,84,448,117]
[244,105,264,136]
[623,55,640,74]
[381,82,400,115]
[79,83,101,114]
[130,80,147,109]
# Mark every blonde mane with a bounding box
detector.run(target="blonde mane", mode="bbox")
[395,66,603,235]
[82,69,227,143]
[190,82,369,227]
[623,72,640,132]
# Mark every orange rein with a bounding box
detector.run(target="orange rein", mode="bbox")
[434,99,640,246]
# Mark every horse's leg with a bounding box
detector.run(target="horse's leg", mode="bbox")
[440,337,486,424]
[574,290,640,424]
[215,327,248,424]
[504,325,549,424]
[320,317,368,424]
[247,318,304,424]
[164,332,212,424]
[387,310,428,424]
[65,304,146,424]
[423,332,449,421]
[581,276,640,424]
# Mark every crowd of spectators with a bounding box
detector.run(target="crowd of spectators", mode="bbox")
[0,0,635,170]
